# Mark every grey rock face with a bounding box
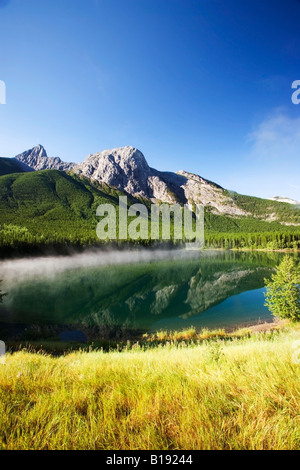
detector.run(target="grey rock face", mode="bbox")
[15,145,75,171]
[74,146,248,216]
[74,146,172,201]
[12,144,249,216]
[175,170,248,216]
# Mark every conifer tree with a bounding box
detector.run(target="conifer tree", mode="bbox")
[264,257,300,320]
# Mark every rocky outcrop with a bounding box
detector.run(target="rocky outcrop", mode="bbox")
[74,146,249,216]
[15,145,75,172]
[75,146,152,196]
[8,144,281,218]
[173,170,248,216]
[74,146,176,202]
[5,144,250,216]
[13,144,247,216]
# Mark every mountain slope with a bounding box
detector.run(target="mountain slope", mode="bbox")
[73,146,300,224]
[0,157,33,176]
[269,196,300,205]
[226,192,300,226]
[0,168,300,253]
[0,170,127,245]
[11,145,250,216]
[3,144,300,228]
[74,146,249,217]
[0,168,300,246]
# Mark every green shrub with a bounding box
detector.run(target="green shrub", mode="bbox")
[264,257,300,321]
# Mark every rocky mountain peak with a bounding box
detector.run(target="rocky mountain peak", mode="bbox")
[34,144,47,158]
[16,144,47,161]
[11,144,250,217]
[75,146,153,198]
[83,146,149,170]
[15,145,75,172]
[73,146,248,215]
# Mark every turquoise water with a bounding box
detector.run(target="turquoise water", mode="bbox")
[151,287,269,331]
[0,250,292,340]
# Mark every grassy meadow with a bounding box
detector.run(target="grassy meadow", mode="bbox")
[0,323,300,450]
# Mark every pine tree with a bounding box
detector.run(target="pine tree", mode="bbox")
[264,257,300,321]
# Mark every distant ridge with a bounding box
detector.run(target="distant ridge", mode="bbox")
[268,196,300,206]
[15,145,76,172]
[0,157,34,176]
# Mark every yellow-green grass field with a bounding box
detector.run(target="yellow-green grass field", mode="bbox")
[0,324,300,450]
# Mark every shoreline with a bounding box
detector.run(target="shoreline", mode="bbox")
[3,317,286,355]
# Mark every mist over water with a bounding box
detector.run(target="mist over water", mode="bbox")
[0,250,284,339]
[0,248,207,283]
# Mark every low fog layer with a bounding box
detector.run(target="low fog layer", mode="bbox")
[0,249,206,283]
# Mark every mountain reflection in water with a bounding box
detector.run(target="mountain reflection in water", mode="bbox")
[0,250,291,340]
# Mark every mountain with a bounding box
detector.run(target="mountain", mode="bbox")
[0,157,34,176]
[0,170,125,247]
[269,196,300,206]
[1,166,300,253]
[11,144,248,216]
[15,145,76,172]
[74,146,248,217]
[2,144,300,231]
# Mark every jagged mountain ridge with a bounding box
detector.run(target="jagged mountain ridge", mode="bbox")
[13,145,248,217]
[9,144,300,225]
[15,144,76,172]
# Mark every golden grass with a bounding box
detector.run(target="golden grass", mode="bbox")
[0,325,300,450]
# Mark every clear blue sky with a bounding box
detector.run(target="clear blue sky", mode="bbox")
[1,0,300,199]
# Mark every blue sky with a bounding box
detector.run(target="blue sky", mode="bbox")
[0,0,300,199]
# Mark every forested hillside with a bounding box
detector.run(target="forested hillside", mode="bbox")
[1,169,300,254]
[0,158,33,177]
[0,170,127,252]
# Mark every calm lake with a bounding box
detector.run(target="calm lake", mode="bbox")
[0,249,294,342]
